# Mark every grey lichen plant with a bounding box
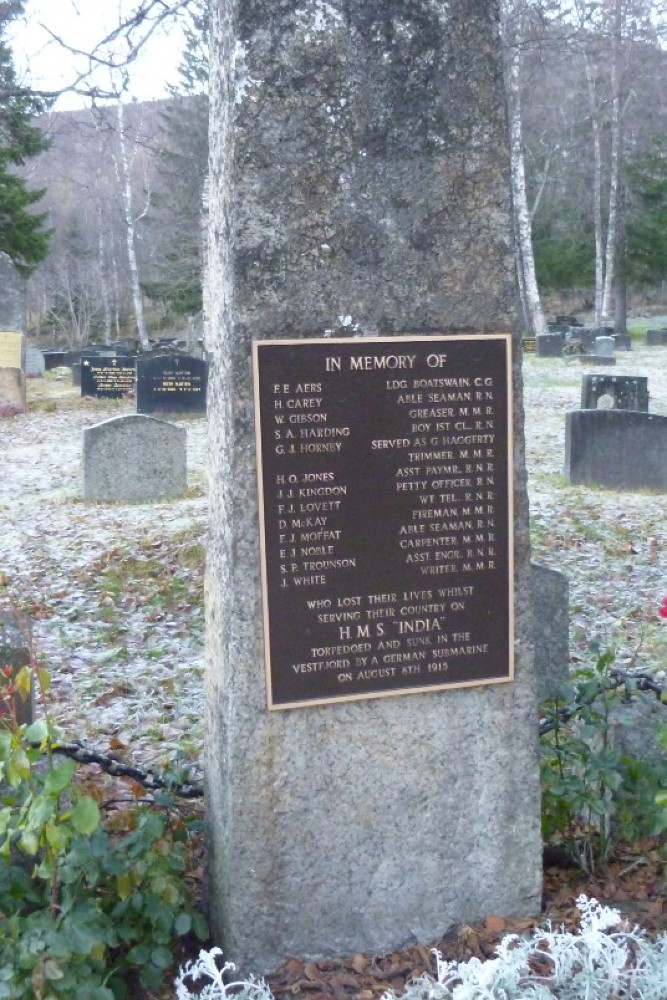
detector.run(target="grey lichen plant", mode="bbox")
[175,897,667,1000]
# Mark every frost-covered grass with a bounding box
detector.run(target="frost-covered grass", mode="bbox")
[175,899,667,1000]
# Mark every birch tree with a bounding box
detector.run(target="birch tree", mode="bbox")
[503,7,548,338]
[90,97,152,348]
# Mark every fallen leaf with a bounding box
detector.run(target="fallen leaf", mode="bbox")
[484,915,506,934]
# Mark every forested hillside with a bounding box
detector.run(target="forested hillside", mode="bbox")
[22,95,206,347]
[15,4,667,346]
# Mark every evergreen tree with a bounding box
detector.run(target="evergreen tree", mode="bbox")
[142,0,208,318]
[623,140,667,287]
[0,1,51,275]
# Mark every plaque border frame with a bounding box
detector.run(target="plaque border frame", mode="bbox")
[253,333,515,710]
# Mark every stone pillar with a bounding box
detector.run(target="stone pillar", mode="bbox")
[205,0,541,972]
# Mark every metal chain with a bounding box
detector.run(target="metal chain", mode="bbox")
[44,740,204,798]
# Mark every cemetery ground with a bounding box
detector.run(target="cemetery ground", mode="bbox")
[1,337,666,997]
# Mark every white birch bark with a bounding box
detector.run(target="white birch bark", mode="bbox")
[585,59,605,326]
[506,35,547,338]
[114,100,149,349]
[601,0,623,323]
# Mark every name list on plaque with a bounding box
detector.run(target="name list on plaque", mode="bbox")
[253,334,514,710]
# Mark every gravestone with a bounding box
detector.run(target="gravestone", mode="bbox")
[556,315,581,326]
[136,354,208,416]
[0,253,26,332]
[531,563,569,702]
[205,0,541,972]
[581,375,649,411]
[645,328,667,346]
[594,336,614,358]
[0,610,34,726]
[25,347,45,378]
[42,351,67,370]
[81,355,136,399]
[83,414,187,503]
[537,332,563,357]
[71,363,81,388]
[578,355,616,366]
[547,323,570,334]
[565,410,667,489]
[522,337,536,353]
[613,334,632,351]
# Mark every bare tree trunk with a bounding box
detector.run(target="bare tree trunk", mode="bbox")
[585,60,605,327]
[506,35,547,337]
[115,101,149,349]
[601,2,622,323]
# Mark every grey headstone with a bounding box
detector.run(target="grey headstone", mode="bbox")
[581,375,649,412]
[25,347,45,378]
[205,0,542,973]
[565,410,667,489]
[0,610,34,727]
[83,414,187,503]
[0,253,26,332]
[0,367,26,416]
[610,694,665,761]
[645,329,667,346]
[594,336,615,358]
[531,563,569,702]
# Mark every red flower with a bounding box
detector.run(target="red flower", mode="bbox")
[660,598,667,619]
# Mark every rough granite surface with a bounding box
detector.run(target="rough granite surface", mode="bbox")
[83,414,187,503]
[205,0,542,973]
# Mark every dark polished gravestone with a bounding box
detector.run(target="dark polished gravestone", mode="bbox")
[537,332,563,357]
[613,334,632,351]
[646,328,667,346]
[565,410,667,489]
[136,354,208,416]
[581,374,649,412]
[81,355,136,399]
[42,350,67,370]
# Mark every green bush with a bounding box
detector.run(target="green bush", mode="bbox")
[540,649,667,873]
[0,666,207,999]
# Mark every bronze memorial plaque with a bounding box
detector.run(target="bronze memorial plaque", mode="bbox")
[253,335,514,710]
